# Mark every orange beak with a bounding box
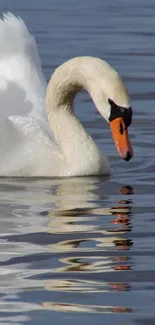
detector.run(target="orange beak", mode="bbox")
[110,117,133,161]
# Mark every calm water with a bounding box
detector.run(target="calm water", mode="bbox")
[0,0,155,324]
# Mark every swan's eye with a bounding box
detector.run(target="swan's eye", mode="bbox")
[108,98,132,128]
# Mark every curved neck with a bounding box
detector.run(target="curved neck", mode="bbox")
[45,57,125,171]
[46,56,119,110]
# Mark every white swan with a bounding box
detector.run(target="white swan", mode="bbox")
[0,13,133,177]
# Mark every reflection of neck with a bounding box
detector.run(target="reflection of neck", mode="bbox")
[54,177,100,210]
[45,57,115,175]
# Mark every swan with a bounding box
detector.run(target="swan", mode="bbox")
[0,13,133,177]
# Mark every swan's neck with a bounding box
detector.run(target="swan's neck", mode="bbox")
[45,57,119,175]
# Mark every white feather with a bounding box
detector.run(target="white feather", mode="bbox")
[0,12,46,118]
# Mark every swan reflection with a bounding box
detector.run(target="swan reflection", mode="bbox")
[40,180,134,314]
[44,278,131,293]
[43,301,132,314]
[0,177,134,316]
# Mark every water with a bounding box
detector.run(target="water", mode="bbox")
[0,0,155,324]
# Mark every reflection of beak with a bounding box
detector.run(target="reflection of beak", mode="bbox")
[110,118,133,161]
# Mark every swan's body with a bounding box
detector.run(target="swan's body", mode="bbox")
[0,13,133,177]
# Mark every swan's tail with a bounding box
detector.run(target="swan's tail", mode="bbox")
[0,13,46,119]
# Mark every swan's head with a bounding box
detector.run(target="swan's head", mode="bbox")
[108,98,133,161]
[91,67,133,162]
